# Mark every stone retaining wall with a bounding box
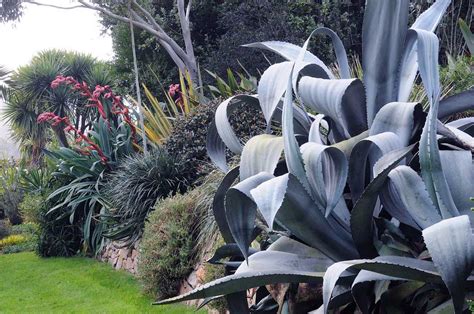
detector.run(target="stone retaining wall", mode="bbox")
[99,240,139,274]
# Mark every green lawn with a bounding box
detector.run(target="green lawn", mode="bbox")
[0,252,199,313]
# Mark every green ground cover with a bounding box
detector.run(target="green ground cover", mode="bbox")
[0,252,199,313]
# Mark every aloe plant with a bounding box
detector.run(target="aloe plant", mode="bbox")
[156,0,474,312]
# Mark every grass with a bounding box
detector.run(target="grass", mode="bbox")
[0,252,200,313]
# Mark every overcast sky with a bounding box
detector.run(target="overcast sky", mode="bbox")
[0,0,113,70]
[0,0,114,157]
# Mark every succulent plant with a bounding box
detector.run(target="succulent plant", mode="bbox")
[156,0,474,312]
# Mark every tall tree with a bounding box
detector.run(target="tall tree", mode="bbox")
[4,0,199,84]
[0,66,11,101]
[2,50,113,164]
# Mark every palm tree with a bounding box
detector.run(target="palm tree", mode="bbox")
[0,65,11,101]
[2,92,49,165]
[3,50,113,164]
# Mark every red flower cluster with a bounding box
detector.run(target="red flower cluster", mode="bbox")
[168,83,183,107]
[50,75,137,141]
[37,112,69,126]
[37,111,108,164]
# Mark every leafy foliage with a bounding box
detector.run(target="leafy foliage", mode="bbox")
[156,0,474,313]
[164,97,266,182]
[0,220,11,240]
[0,234,26,250]
[138,169,225,300]
[104,0,365,96]
[0,160,23,225]
[138,191,201,299]
[134,71,199,148]
[103,149,191,245]
[1,223,38,254]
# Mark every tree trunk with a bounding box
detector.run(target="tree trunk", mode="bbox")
[52,124,69,148]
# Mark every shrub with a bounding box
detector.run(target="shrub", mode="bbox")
[18,192,47,223]
[1,223,38,254]
[0,220,10,240]
[0,234,26,250]
[138,192,199,299]
[164,97,265,182]
[0,161,24,225]
[103,149,192,245]
[36,208,82,258]
[138,170,225,300]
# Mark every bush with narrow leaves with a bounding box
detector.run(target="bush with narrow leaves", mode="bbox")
[103,149,192,245]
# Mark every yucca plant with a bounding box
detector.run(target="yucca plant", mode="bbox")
[156,0,474,313]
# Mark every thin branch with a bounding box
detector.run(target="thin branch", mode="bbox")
[23,1,84,10]
[128,1,148,155]
[185,0,192,21]
[130,1,189,63]
[177,0,196,65]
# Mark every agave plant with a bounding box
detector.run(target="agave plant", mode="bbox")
[156,0,474,313]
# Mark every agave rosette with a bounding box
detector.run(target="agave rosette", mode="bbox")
[157,0,474,312]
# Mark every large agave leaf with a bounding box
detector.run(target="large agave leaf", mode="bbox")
[282,70,311,191]
[308,27,351,79]
[381,166,441,229]
[323,256,442,313]
[300,142,348,217]
[251,173,358,261]
[243,41,334,78]
[239,134,284,181]
[268,236,333,260]
[308,114,329,144]
[331,131,369,158]
[438,88,474,120]
[206,119,228,172]
[215,95,260,154]
[348,132,403,204]
[439,151,474,218]
[416,29,459,219]
[397,0,451,101]
[423,215,474,313]
[156,250,326,305]
[258,62,294,126]
[441,124,474,150]
[299,77,367,139]
[350,145,415,258]
[369,102,422,147]
[225,172,274,260]
[351,271,401,313]
[362,0,409,124]
[212,167,240,243]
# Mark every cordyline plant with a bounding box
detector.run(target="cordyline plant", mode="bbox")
[156,0,474,313]
[38,76,138,254]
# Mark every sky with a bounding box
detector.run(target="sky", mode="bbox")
[0,0,114,158]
